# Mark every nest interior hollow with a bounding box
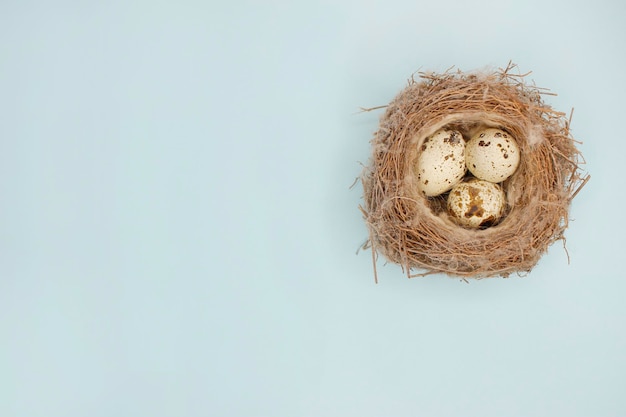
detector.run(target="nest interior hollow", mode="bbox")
[361,66,587,278]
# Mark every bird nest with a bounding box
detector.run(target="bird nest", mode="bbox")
[360,63,589,280]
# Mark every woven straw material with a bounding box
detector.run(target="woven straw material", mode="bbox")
[361,64,588,279]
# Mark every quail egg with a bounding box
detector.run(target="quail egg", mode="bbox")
[447,178,505,228]
[465,128,520,183]
[415,129,466,197]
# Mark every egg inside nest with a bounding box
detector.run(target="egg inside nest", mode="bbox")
[447,178,505,228]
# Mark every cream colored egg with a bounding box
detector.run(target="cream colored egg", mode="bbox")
[447,179,505,228]
[415,129,466,197]
[465,128,520,183]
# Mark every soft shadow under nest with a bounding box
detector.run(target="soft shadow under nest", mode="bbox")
[360,64,589,279]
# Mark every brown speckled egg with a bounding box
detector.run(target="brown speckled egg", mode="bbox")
[465,128,520,183]
[415,129,466,197]
[447,179,505,228]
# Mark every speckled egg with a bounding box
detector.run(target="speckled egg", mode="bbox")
[415,129,466,197]
[465,128,520,183]
[447,179,505,228]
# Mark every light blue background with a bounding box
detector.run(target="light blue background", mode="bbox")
[1,1,624,416]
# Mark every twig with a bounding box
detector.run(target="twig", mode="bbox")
[357,105,387,113]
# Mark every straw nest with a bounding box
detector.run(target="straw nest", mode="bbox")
[360,63,589,279]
